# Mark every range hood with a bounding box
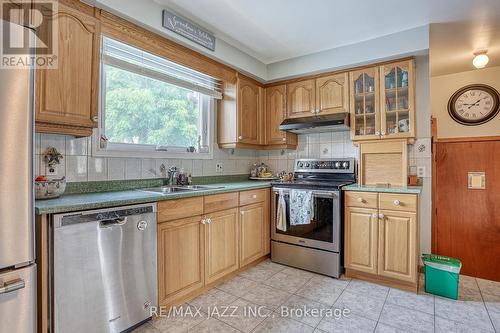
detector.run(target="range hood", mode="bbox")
[279,113,350,134]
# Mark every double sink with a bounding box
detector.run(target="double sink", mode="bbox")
[139,185,225,195]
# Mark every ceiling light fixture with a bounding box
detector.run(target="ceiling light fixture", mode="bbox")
[473,51,489,69]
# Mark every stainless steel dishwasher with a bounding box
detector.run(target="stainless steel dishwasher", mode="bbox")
[52,203,157,333]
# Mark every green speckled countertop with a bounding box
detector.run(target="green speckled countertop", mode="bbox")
[35,181,272,215]
[342,184,422,194]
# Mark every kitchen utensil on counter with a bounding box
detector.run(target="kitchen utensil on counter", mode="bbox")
[35,177,67,200]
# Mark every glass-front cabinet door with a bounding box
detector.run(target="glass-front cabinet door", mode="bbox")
[380,59,415,138]
[349,67,380,140]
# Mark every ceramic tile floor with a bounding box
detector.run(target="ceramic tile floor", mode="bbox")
[133,260,500,333]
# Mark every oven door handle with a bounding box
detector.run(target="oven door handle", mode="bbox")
[273,188,337,197]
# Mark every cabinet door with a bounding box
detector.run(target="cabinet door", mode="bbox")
[345,207,378,274]
[286,79,315,118]
[380,60,415,139]
[239,203,265,267]
[158,216,204,306]
[316,73,349,115]
[36,5,100,131]
[349,67,380,141]
[378,210,417,282]
[204,208,239,284]
[265,85,297,146]
[238,77,262,145]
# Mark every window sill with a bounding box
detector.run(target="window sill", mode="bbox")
[91,145,214,160]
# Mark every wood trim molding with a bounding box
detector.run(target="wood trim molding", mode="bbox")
[435,136,500,143]
[265,56,415,88]
[35,122,93,137]
[98,9,237,83]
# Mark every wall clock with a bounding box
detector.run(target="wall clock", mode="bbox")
[447,84,500,125]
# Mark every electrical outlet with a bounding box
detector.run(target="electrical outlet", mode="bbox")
[46,165,58,175]
[215,163,223,173]
[417,166,425,178]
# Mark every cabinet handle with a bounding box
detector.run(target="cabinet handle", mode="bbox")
[378,213,385,219]
[393,200,401,206]
[357,197,364,203]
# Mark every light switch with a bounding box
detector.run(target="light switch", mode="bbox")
[468,172,485,189]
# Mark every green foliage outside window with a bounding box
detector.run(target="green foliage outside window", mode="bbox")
[103,65,200,148]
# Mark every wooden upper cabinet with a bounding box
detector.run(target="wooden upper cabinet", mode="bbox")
[344,206,378,275]
[265,85,297,146]
[157,216,204,306]
[379,59,415,139]
[316,73,349,116]
[36,4,100,137]
[204,208,239,284]
[286,79,315,118]
[378,210,417,282]
[238,76,262,145]
[349,66,380,141]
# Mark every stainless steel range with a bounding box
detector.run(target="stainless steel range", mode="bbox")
[271,158,356,278]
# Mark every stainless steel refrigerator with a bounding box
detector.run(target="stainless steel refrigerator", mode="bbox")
[0,19,37,333]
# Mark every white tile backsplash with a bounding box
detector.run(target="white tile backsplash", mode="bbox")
[65,156,87,182]
[66,136,88,156]
[88,157,107,181]
[107,158,125,180]
[125,158,142,180]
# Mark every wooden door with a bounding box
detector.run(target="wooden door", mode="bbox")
[238,77,262,145]
[378,210,417,282]
[265,85,297,146]
[345,207,378,274]
[349,67,380,141]
[379,60,415,139]
[36,4,100,134]
[316,73,349,115]
[157,216,204,306]
[435,141,500,281]
[286,79,315,118]
[204,208,239,284]
[239,203,265,266]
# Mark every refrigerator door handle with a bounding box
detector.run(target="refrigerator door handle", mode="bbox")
[0,278,25,294]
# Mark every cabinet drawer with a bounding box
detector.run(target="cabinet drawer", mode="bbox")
[345,192,378,208]
[204,192,239,214]
[379,193,417,212]
[158,197,203,222]
[240,189,267,206]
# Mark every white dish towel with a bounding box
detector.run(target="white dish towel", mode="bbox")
[276,190,287,232]
[289,189,314,226]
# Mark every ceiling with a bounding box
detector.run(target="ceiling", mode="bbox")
[153,0,500,65]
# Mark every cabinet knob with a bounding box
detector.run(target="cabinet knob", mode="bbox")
[378,213,385,219]
[238,136,243,140]
[282,137,287,142]
[252,194,257,199]
[375,131,380,136]
[311,109,315,114]
[241,211,245,216]
[92,116,98,122]
[357,197,364,203]
[381,131,386,136]
[393,200,401,206]
[372,213,378,218]
[316,109,320,114]
[201,219,206,225]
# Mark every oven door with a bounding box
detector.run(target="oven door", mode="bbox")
[271,187,340,252]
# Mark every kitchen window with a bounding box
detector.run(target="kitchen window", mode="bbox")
[94,36,222,158]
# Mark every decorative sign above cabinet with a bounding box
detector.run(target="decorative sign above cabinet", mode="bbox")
[162,10,216,51]
[448,84,500,126]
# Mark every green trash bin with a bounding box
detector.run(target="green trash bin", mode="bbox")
[422,254,462,300]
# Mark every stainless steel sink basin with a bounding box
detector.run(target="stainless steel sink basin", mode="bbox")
[138,185,225,195]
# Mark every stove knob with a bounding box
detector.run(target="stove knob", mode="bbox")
[304,162,310,168]
[342,162,349,169]
[297,162,303,168]
[335,162,341,168]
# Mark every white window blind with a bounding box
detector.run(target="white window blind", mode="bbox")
[101,36,223,99]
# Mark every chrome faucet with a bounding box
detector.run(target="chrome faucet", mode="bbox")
[161,165,178,186]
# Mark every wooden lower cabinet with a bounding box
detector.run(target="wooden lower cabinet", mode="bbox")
[239,203,265,266]
[345,207,378,274]
[344,191,419,291]
[378,210,417,282]
[204,208,239,284]
[157,216,204,306]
